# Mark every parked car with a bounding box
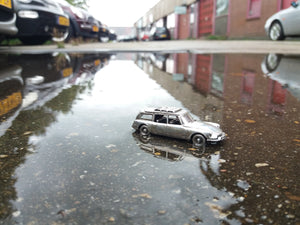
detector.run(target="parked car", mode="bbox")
[108,29,117,41]
[261,53,300,100]
[132,107,226,147]
[97,21,109,42]
[150,27,171,41]
[265,1,300,40]
[55,0,98,41]
[0,0,18,38]
[139,30,150,41]
[12,0,69,45]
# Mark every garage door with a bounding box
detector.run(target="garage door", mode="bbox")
[198,0,214,36]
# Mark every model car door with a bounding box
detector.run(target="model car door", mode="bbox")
[166,115,188,139]
[152,114,168,136]
[282,4,300,35]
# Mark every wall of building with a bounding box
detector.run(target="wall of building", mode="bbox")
[135,0,282,40]
[229,0,278,38]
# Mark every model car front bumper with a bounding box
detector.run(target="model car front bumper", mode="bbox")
[207,132,226,142]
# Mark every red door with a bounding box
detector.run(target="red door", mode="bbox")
[198,0,214,36]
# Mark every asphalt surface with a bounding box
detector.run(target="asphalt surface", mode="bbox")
[1,40,300,54]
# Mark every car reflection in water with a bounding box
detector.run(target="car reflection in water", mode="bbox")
[0,52,111,221]
[0,64,23,137]
[261,53,300,101]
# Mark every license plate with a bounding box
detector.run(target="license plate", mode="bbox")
[62,67,73,77]
[58,16,70,26]
[161,34,167,38]
[0,92,22,117]
[93,26,99,32]
[0,0,12,9]
[94,59,101,66]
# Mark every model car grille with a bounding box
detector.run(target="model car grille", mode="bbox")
[0,10,13,21]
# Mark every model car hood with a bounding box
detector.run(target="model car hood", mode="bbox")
[185,121,221,133]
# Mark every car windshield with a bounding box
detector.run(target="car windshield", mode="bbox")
[181,112,194,124]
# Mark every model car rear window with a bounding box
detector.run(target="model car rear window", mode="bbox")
[139,113,153,120]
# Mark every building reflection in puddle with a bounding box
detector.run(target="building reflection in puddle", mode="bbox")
[136,52,300,225]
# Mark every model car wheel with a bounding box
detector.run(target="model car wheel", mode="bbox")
[269,21,284,41]
[139,125,149,135]
[192,134,206,147]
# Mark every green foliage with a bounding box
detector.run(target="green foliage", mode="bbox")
[65,0,89,9]
[206,35,227,40]
[0,38,22,46]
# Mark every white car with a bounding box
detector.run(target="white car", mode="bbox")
[265,1,300,40]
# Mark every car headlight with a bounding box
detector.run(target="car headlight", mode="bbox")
[17,0,32,3]
[18,10,39,19]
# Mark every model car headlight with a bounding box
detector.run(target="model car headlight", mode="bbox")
[18,10,39,19]
[17,0,32,3]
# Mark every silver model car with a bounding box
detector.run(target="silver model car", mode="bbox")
[264,1,300,40]
[132,107,226,146]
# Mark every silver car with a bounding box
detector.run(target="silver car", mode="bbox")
[132,107,226,146]
[0,0,18,36]
[265,1,300,40]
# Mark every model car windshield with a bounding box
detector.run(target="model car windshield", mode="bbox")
[181,112,194,124]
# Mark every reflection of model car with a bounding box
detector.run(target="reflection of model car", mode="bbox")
[264,1,300,40]
[132,133,204,162]
[0,0,18,37]
[13,0,69,44]
[261,53,300,100]
[132,107,225,146]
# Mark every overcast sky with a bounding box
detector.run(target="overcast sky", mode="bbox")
[88,0,160,27]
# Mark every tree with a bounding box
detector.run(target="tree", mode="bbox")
[65,0,89,9]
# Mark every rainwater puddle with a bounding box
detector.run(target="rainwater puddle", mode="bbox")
[0,52,299,224]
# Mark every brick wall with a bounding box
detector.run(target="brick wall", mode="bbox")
[229,0,278,38]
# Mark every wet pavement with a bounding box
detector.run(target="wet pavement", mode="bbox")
[0,51,299,225]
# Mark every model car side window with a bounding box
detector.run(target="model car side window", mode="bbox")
[154,114,167,123]
[139,113,153,121]
[168,115,181,125]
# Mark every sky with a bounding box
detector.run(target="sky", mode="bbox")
[88,0,160,27]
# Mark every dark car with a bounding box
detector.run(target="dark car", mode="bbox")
[97,21,109,42]
[0,0,18,38]
[108,29,117,41]
[150,27,171,41]
[12,0,69,45]
[55,0,98,41]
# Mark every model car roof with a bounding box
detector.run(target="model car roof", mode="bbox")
[144,107,183,114]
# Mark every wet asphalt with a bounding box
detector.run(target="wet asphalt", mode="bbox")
[0,42,299,224]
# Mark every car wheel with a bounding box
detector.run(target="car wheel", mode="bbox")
[269,21,284,41]
[265,53,281,72]
[139,125,149,135]
[192,134,206,147]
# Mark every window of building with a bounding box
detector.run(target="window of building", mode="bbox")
[247,0,261,19]
[216,0,228,17]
